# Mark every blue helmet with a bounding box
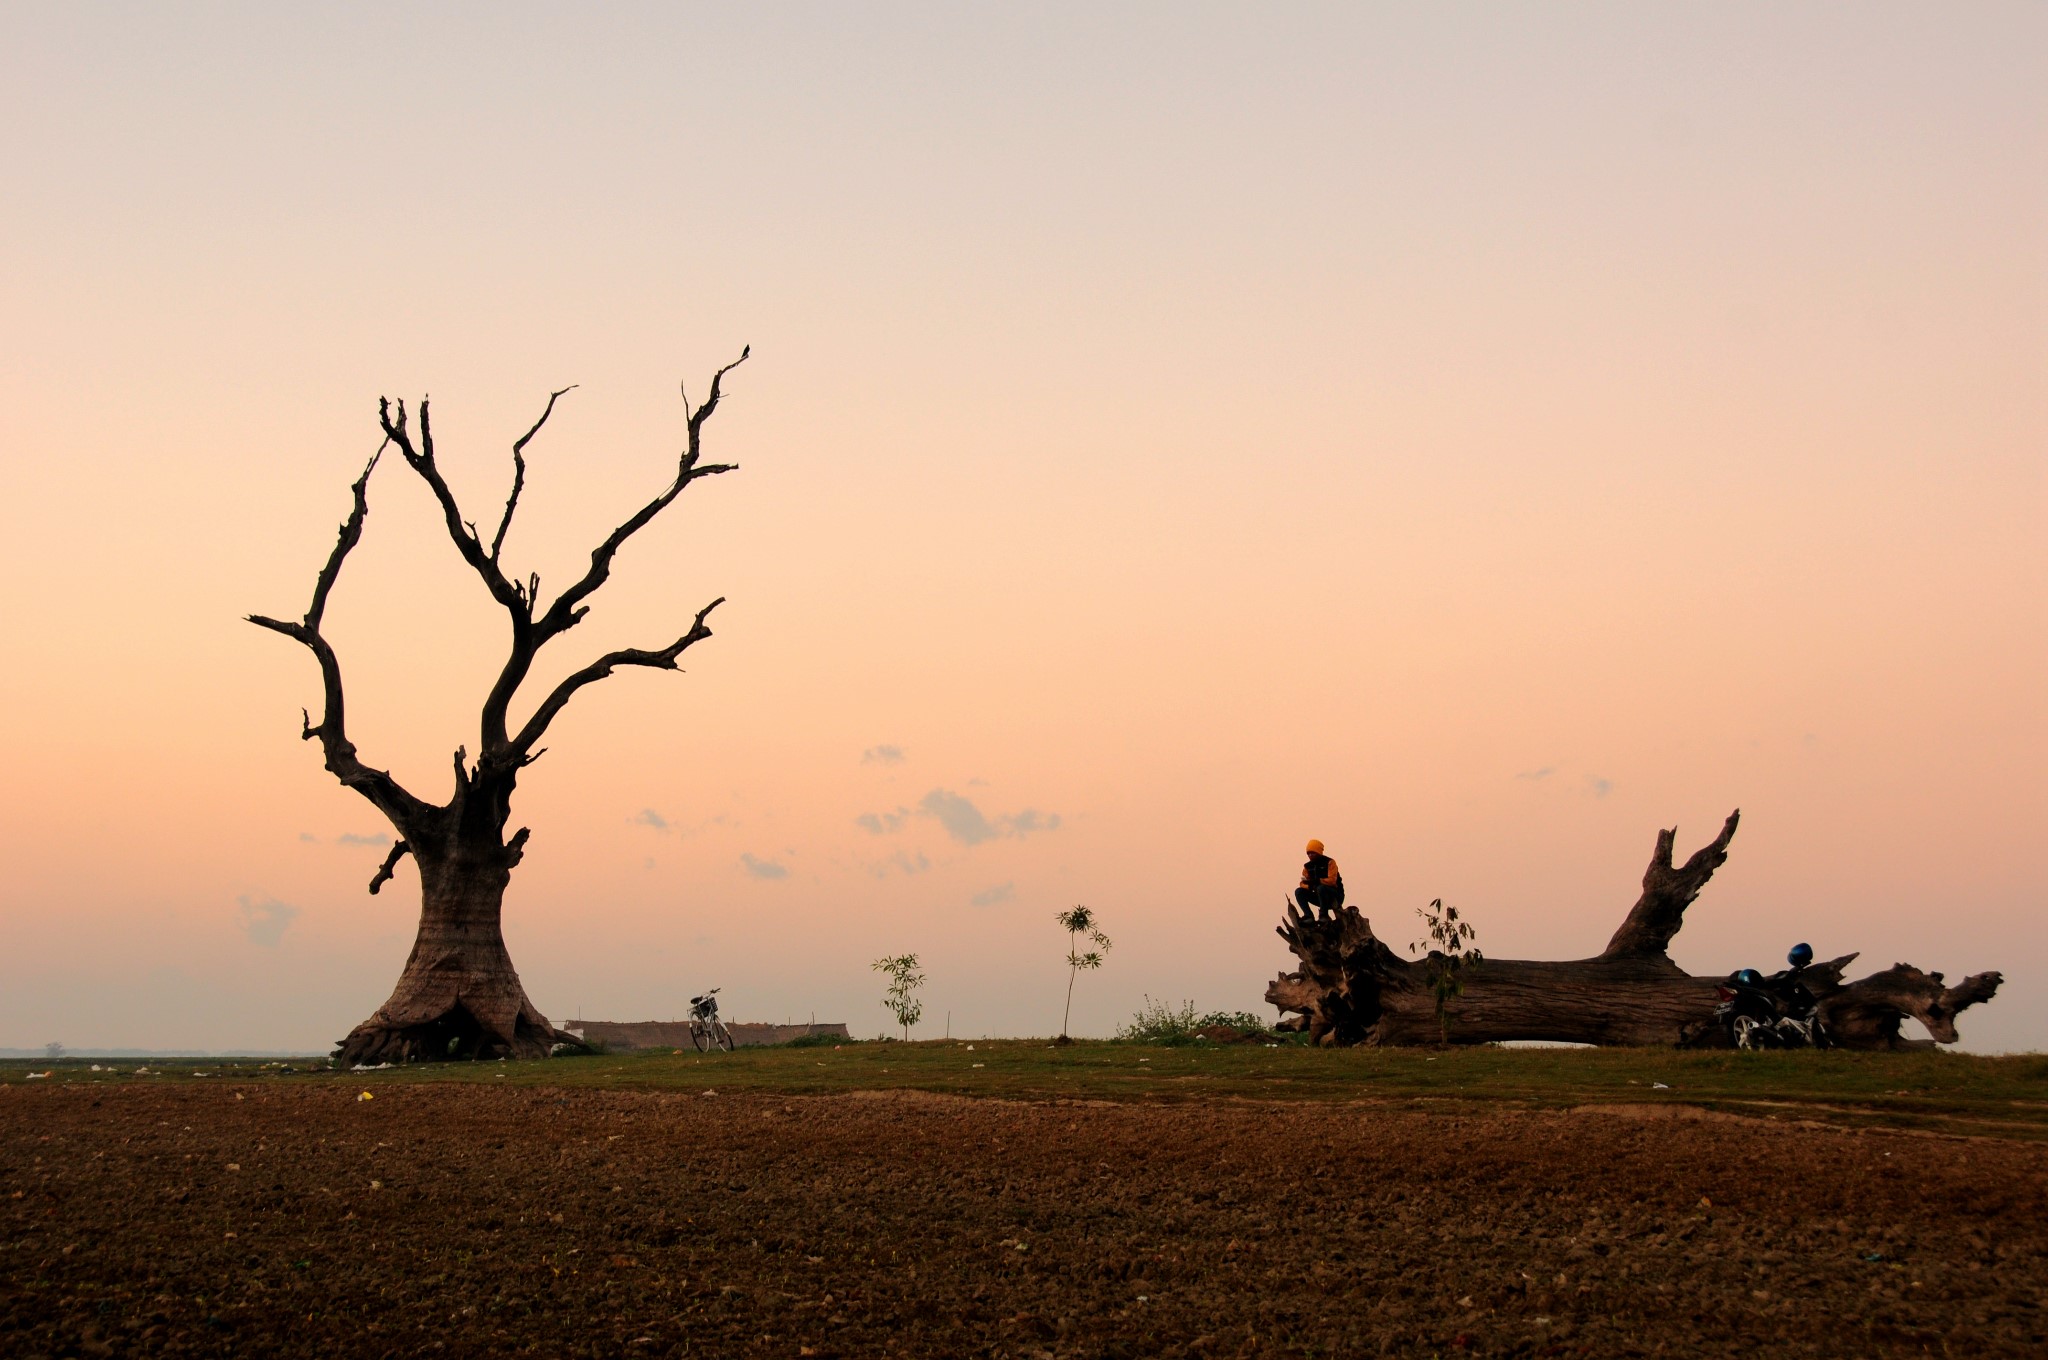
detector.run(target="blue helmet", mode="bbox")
[1788,942,1813,968]
[1736,968,1764,987]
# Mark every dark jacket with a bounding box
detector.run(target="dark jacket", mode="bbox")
[1300,853,1341,889]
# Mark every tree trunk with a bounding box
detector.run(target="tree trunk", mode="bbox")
[1265,811,2003,1050]
[336,825,579,1066]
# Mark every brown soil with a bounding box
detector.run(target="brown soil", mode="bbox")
[6,1082,2045,1358]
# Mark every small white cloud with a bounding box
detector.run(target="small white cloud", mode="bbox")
[236,895,300,948]
[633,808,670,832]
[971,882,1015,908]
[999,809,1061,837]
[1516,767,1557,781]
[862,745,906,765]
[297,832,317,843]
[336,832,392,847]
[1587,776,1613,798]
[855,808,911,835]
[893,850,931,876]
[921,789,998,846]
[740,852,789,881]
[920,789,1063,847]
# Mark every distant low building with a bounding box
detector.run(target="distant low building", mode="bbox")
[563,1020,850,1050]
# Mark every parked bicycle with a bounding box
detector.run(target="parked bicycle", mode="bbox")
[689,989,735,1052]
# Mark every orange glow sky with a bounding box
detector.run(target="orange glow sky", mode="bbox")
[2,4,2041,1052]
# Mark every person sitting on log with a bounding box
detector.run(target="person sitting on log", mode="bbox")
[1296,839,1345,918]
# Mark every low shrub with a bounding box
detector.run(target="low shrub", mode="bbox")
[1117,997,1275,1045]
[1196,1010,1268,1033]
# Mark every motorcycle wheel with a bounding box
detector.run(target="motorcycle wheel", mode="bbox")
[691,1023,712,1054]
[715,1023,735,1053]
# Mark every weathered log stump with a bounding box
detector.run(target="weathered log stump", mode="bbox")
[1265,810,2002,1049]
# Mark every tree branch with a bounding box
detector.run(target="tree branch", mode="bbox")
[368,840,411,895]
[491,385,577,565]
[247,449,431,833]
[378,396,528,617]
[1599,810,1741,960]
[1814,963,2005,1047]
[533,348,747,643]
[509,597,724,754]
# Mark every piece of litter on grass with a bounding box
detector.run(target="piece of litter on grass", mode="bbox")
[1698,1195,1712,1209]
[1457,1295,1474,1308]
[357,1091,374,1102]
[1653,1082,1671,1090]
[701,1090,716,1096]
[226,1163,241,1172]
[972,1063,985,1069]
[25,1072,50,1080]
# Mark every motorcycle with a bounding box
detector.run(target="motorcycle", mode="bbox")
[1715,966,1826,1050]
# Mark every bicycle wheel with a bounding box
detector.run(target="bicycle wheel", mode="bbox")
[714,1022,735,1053]
[691,1022,712,1053]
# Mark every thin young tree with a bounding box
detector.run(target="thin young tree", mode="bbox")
[872,954,925,1040]
[250,352,749,1066]
[1408,898,1482,1043]
[1055,905,1111,1041]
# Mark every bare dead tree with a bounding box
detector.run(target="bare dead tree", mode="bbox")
[1267,811,2003,1049]
[250,352,749,1066]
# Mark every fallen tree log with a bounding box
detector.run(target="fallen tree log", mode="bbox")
[1264,810,2002,1049]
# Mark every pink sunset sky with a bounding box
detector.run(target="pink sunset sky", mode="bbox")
[1,4,2041,1051]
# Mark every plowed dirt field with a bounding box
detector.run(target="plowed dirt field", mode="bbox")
[5,1080,2044,1358]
